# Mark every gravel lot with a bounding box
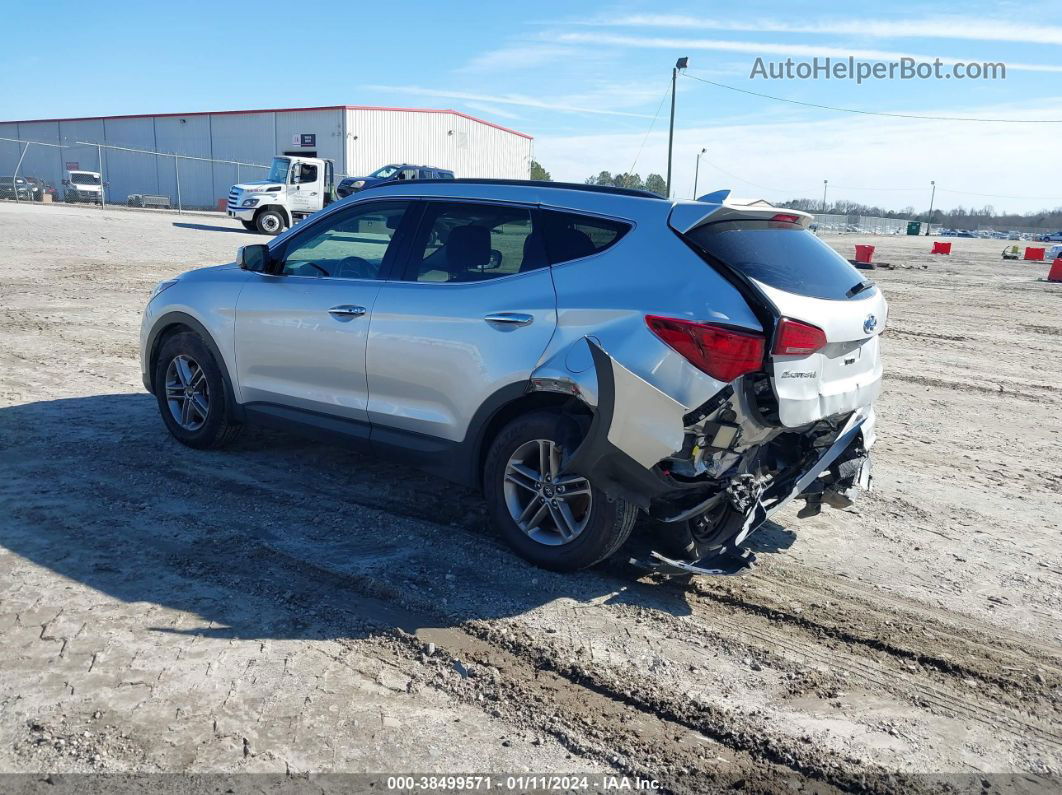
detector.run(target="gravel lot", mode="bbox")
[1,201,1060,791]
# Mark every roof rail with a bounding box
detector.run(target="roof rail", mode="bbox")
[385,178,665,199]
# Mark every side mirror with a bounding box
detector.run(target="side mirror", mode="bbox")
[237,244,271,273]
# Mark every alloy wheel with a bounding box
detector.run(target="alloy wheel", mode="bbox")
[503,439,592,546]
[164,354,210,431]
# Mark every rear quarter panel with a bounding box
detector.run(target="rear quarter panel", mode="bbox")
[541,211,762,413]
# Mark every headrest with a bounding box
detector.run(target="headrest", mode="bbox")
[446,225,491,268]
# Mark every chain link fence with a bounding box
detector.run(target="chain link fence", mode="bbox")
[0,136,294,213]
[810,213,913,235]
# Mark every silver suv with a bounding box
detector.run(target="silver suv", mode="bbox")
[141,181,886,574]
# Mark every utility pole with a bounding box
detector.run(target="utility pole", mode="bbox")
[925,180,936,235]
[666,56,688,199]
[822,179,828,213]
[692,147,706,198]
[96,143,106,208]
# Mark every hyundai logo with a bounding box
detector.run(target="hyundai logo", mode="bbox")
[863,314,878,334]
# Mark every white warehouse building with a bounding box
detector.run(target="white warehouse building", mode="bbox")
[0,105,533,209]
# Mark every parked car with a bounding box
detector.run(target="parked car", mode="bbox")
[63,170,106,204]
[336,164,454,198]
[1041,232,1062,242]
[1046,244,1062,261]
[0,175,33,201]
[140,181,885,574]
[23,176,58,202]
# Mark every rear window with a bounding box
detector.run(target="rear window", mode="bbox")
[685,221,871,300]
[540,210,630,265]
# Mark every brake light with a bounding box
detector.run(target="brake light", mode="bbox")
[772,318,827,356]
[645,316,765,382]
[770,213,801,224]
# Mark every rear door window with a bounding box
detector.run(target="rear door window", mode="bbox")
[540,210,630,265]
[405,201,547,283]
[685,221,872,300]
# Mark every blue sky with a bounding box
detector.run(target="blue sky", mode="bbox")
[3,0,1060,213]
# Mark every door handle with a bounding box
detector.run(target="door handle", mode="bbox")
[484,312,534,327]
[328,305,366,317]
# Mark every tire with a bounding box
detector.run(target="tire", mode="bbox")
[483,411,637,571]
[240,220,256,231]
[153,332,241,450]
[255,208,285,235]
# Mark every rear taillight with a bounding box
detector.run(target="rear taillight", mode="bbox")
[772,318,827,356]
[645,315,765,382]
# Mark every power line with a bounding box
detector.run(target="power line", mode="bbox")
[699,157,1062,204]
[936,187,1062,201]
[628,79,672,175]
[680,72,1062,124]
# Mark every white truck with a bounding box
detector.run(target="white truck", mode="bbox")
[227,155,336,235]
[63,170,105,204]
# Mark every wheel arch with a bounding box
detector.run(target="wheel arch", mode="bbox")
[146,312,243,422]
[254,204,291,229]
[469,386,592,490]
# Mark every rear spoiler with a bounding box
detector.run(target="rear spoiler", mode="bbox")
[668,189,813,234]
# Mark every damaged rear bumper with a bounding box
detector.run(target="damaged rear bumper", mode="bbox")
[559,338,873,566]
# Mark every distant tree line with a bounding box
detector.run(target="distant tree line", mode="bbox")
[528,162,669,197]
[585,170,667,196]
[778,196,1062,229]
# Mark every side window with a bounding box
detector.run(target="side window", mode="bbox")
[540,210,630,265]
[278,201,409,279]
[292,163,317,184]
[407,202,547,283]
[438,171,455,180]
[398,167,418,181]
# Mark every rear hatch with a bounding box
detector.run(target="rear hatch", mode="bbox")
[680,213,887,427]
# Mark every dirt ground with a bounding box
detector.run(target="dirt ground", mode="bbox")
[1,201,1060,792]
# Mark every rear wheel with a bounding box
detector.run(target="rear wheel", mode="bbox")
[255,208,285,235]
[153,332,241,449]
[484,411,637,571]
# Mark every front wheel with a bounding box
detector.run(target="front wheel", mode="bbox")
[153,332,241,449]
[255,208,285,235]
[483,411,637,571]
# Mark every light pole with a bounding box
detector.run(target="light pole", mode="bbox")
[692,147,706,198]
[822,179,828,213]
[925,180,936,235]
[666,56,689,199]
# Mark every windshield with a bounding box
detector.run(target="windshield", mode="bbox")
[369,165,400,179]
[685,221,872,301]
[267,157,291,183]
[70,173,100,185]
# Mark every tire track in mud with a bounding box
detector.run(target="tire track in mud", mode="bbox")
[12,410,1060,709]
[5,409,1061,783]
[2,481,839,793]
[884,372,1060,402]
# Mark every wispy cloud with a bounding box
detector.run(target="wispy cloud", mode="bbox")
[462,101,522,120]
[581,14,1062,47]
[362,84,657,119]
[554,32,1062,73]
[457,44,587,73]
